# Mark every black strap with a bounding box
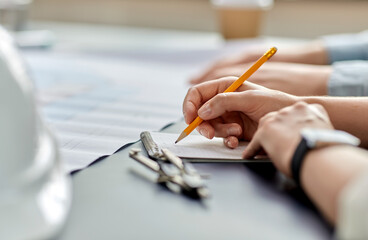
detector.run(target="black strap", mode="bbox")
[291,137,310,185]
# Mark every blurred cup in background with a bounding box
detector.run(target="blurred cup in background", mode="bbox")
[211,0,273,39]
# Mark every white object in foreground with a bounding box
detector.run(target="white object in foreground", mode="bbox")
[0,26,71,240]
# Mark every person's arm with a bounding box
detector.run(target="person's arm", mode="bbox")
[240,101,368,228]
[189,41,329,84]
[301,146,368,224]
[272,41,329,65]
[320,31,368,97]
[184,79,368,148]
[183,79,368,231]
[301,96,368,148]
[337,169,368,239]
[190,62,332,96]
[191,59,368,97]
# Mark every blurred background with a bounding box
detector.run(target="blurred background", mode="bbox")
[1,0,368,40]
[27,0,368,38]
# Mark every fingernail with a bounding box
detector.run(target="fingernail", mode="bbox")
[228,140,236,149]
[199,129,209,138]
[227,127,239,136]
[199,105,211,118]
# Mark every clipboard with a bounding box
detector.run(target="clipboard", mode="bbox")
[140,131,270,163]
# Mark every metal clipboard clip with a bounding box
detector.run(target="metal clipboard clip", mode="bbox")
[129,146,210,199]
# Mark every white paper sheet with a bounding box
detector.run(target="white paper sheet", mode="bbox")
[149,132,248,160]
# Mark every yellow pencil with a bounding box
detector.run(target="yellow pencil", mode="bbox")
[175,46,277,144]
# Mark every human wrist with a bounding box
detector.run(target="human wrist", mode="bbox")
[276,41,328,65]
[275,134,301,178]
[297,96,322,105]
[291,129,360,185]
[311,65,331,96]
[297,65,331,96]
[303,41,329,65]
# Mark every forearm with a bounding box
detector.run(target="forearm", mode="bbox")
[301,96,368,148]
[277,30,368,65]
[300,146,368,224]
[273,41,328,65]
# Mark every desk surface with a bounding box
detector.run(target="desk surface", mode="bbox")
[25,22,332,239]
[57,122,332,240]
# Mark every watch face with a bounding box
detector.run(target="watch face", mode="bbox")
[301,128,360,149]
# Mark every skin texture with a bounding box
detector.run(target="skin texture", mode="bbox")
[301,146,368,224]
[189,41,331,97]
[184,78,368,148]
[190,62,332,96]
[182,78,368,225]
[183,78,298,148]
[242,101,334,176]
[243,101,368,225]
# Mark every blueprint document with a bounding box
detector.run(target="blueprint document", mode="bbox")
[23,50,201,173]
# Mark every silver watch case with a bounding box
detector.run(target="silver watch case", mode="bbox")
[300,128,360,149]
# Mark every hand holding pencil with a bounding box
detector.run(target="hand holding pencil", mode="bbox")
[176,47,278,144]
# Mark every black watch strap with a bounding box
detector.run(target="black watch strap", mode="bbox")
[291,137,310,185]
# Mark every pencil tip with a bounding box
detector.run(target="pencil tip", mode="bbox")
[175,131,187,144]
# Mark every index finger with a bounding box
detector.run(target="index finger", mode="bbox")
[183,77,238,124]
[183,78,267,124]
[242,130,262,159]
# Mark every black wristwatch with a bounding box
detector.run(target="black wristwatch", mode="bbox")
[291,128,360,185]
